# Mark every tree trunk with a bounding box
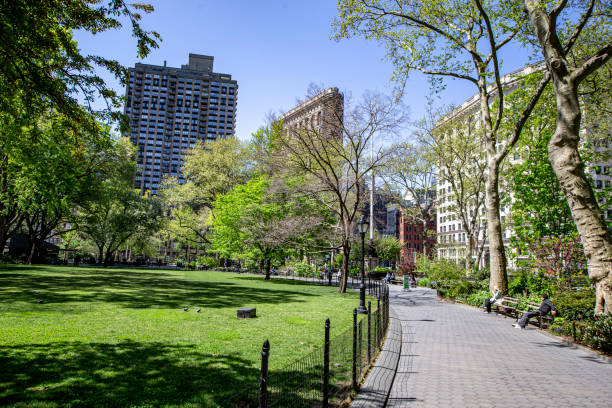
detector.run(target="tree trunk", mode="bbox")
[98,245,105,266]
[264,258,271,280]
[522,0,612,314]
[422,219,427,257]
[104,247,114,267]
[338,242,350,293]
[477,79,508,294]
[485,157,508,294]
[548,79,612,314]
[26,238,38,265]
[466,234,475,272]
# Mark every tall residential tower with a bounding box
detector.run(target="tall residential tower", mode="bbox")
[124,54,238,194]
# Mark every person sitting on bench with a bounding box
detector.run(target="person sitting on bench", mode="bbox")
[483,286,503,313]
[513,293,557,329]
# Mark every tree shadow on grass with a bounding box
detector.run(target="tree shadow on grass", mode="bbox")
[236,276,330,287]
[0,340,347,408]
[0,267,317,311]
[0,341,258,408]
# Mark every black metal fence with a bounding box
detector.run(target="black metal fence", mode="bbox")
[221,281,390,408]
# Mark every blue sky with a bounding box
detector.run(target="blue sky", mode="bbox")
[74,0,528,141]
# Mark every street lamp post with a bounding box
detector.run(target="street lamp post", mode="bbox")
[357,216,368,314]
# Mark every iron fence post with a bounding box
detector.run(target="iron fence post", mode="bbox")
[358,320,363,379]
[352,308,357,391]
[259,339,270,408]
[323,318,330,408]
[367,301,371,364]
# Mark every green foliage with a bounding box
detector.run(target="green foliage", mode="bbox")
[555,314,612,354]
[333,253,343,269]
[553,290,596,321]
[210,173,330,275]
[0,0,159,132]
[415,255,464,282]
[508,270,554,297]
[293,262,315,277]
[449,280,477,297]
[576,315,612,353]
[472,267,490,282]
[466,290,492,307]
[513,294,544,311]
[196,256,218,269]
[375,236,403,263]
[71,138,162,265]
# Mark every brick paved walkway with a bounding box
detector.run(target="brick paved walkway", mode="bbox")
[376,286,611,408]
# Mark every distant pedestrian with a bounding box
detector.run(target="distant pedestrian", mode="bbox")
[513,293,557,329]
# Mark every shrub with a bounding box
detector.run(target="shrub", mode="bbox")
[552,290,595,321]
[449,280,477,297]
[415,255,464,281]
[293,262,315,277]
[578,314,612,353]
[466,290,491,307]
[197,256,218,269]
[0,254,22,264]
[556,314,612,354]
[437,288,448,298]
[476,279,490,291]
[368,266,391,280]
[471,267,489,282]
[508,269,554,297]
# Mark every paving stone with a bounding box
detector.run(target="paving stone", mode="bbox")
[384,286,612,408]
[351,307,402,408]
[351,286,612,407]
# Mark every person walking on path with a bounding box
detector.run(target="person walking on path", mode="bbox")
[513,293,557,329]
[483,286,503,313]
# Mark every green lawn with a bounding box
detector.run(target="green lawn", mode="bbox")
[0,265,363,407]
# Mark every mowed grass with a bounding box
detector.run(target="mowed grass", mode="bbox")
[0,265,362,407]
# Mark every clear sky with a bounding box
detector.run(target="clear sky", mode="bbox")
[74,0,529,142]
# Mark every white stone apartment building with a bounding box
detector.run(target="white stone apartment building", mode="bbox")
[435,65,611,268]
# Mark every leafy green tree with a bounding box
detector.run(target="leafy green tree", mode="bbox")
[14,116,101,263]
[521,0,612,314]
[210,175,330,279]
[375,236,403,265]
[505,74,576,252]
[72,138,162,266]
[0,0,159,131]
[0,0,159,257]
[180,138,247,211]
[333,0,552,295]
[159,138,247,258]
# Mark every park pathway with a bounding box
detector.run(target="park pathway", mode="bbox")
[368,286,612,408]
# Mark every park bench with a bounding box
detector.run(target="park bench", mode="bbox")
[516,302,554,329]
[492,296,520,319]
